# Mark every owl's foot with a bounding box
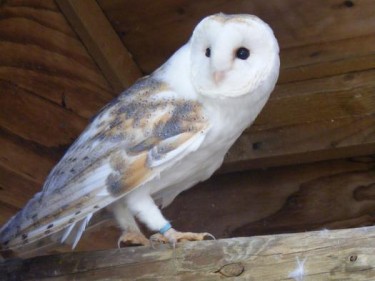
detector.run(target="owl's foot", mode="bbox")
[150,228,215,247]
[118,231,150,247]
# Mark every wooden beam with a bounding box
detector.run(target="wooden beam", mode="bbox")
[279,35,375,84]
[222,68,375,171]
[1,226,374,280]
[98,0,375,74]
[56,0,142,93]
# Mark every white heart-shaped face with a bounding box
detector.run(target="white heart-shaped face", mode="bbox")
[190,14,280,98]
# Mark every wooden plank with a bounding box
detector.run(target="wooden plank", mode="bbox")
[1,0,76,35]
[3,0,61,12]
[279,35,375,83]
[0,133,54,184]
[0,135,52,225]
[0,204,19,235]
[0,81,87,148]
[223,68,375,171]
[225,116,375,171]
[0,0,115,229]
[0,2,115,119]
[259,70,375,127]
[1,226,374,280]
[98,0,375,74]
[0,66,110,119]
[56,0,142,93]
[164,157,375,238]
[0,165,40,212]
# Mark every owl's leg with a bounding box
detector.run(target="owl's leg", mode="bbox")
[125,189,214,246]
[125,189,170,233]
[111,200,150,247]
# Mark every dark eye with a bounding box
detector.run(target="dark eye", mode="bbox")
[205,48,211,58]
[236,47,250,60]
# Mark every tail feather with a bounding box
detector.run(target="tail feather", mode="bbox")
[1,212,98,259]
[58,214,93,248]
[72,213,93,249]
[61,222,76,244]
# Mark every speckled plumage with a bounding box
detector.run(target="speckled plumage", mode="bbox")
[0,77,208,251]
[0,13,279,256]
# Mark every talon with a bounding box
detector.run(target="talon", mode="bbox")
[204,232,216,240]
[150,228,215,246]
[150,233,169,248]
[118,231,150,248]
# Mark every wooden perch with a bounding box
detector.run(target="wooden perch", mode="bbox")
[1,226,374,280]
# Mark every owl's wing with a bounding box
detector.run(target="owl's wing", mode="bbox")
[0,77,209,254]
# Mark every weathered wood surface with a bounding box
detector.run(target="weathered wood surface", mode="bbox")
[1,226,374,280]
[56,0,142,93]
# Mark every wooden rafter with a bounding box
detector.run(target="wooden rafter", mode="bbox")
[56,0,142,93]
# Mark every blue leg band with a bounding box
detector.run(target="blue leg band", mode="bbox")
[159,222,172,235]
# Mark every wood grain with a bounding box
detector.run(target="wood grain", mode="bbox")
[0,165,39,209]
[0,81,87,148]
[98,0,375,74]
[1,226,374,280]
[279,35,375,83]
[164,157,375,239]
[223,68,375,171]
[0,0,114,226]
[0,132,54,185]
[56,0,142,93]
[0,2,114,118]
[0,165,38,228]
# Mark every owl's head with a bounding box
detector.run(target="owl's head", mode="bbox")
[190,14,280,98]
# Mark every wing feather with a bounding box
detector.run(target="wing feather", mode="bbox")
[0,77,209,255]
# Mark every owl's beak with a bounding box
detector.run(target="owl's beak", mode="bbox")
[213,71,226,84]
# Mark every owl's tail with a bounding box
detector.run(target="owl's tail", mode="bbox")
[0,210,111,259]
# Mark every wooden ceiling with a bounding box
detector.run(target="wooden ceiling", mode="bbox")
[0,0,112,227]
[98,0,375,74]
[0,0,375,256]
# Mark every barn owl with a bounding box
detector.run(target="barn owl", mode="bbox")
[0,13,279,256]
